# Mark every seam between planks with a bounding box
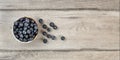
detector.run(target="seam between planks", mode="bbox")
[0,8,119,11]
[0,48,119,52]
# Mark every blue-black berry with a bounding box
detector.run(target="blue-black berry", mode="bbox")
[42,24,47,29]
[61,36,65,40]
[53,26,58,30]
[39,19,43,24]
[47,28,51,32]
[49,22,55,27]
[47,34,51,38]
[42,31,47,36]
[43,39,47,43]
[51,35,56,40]
[49,22,58,30]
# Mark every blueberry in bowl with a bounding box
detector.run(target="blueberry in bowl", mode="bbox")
[13,17,38,42]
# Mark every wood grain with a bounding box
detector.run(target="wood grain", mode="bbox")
[0,0,119,11]
[0,51,119,60]
[0,10,119,50]
[0,0,119,60]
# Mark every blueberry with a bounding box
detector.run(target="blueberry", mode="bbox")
[47,34,51,38]
[15,28,19,32]
[13,30,17,34]
[51,35,56,40]
[47,28,51,32]
[33,23,37,26]
[25,18,30,23]
[25,35,29,39]
[42,24,47,29]
[61,36,65,40]
[27,29,31,34]
[34,26,38,30]
[18,31,22,34]
[23,39,28,42]
[19,23,23,27]
[19,28,23,31]
[13,25,17,29]
[42,31,47,36]
[19,34,23,38]
[13,17,38,42]
[32,35,36,38]
[43,39,47,43]
[24,23,29,26]
[33,29,38,33]
[29,34,33,37]
[19,18,24,22]
[39,19,43,24]
[15,35,19,39]
[31,20,35,23]
[23,30,27,34]
[14,22,19,26]
[23,27,27,30]
[27,26,30,29]
[29,38,33,41]
[30,24,34,27]
[53,26,58,30]
[49,22,55,27]
[30,28,33,32]
[19,38,23,41]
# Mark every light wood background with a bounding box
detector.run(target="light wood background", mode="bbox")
[0,0,119,60]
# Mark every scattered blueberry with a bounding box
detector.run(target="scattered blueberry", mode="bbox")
[49,22,58,30]
[51,35,56,40]
[43,39,48,43]
[42,31,47,36]
[49,22,55,27]
[39,19,43,24]
[53,26,58,30]
[47,34,51,38]
[61,36,65,40]
[42,24,47,29]
[47,28,51,32]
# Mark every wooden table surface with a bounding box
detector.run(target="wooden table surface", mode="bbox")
[0,0,119,60]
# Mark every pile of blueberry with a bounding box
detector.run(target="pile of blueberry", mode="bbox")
[39,19,66,44]
[13,17,38,42]
[13,17,66,43]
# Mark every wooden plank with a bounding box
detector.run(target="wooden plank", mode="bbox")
[0,10,119,50]
[0,51,119,60]
[0,0,119,10]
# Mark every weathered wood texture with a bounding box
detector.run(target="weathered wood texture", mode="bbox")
[0,0,119,10]
[0,11,119,50]
[0,0,119,60]
[0,51,119,60]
